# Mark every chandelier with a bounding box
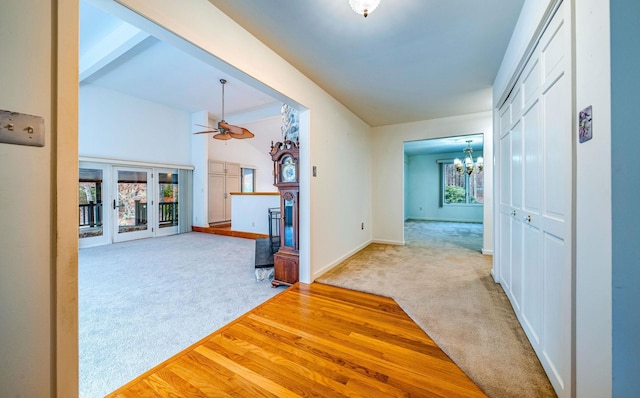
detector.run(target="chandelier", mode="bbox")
[454,140,483,175]
[349,0,381,17]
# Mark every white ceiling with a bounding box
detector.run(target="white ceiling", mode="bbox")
[80,0,522,152]
[207,0,525,127]
[79,0,281,121]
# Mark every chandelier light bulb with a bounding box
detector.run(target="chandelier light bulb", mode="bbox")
[349,0,381,17]
[455,140,483,175]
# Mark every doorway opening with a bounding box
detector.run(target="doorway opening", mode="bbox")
[403,134,484,252]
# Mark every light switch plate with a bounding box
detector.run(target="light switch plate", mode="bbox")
[0,109,45,147]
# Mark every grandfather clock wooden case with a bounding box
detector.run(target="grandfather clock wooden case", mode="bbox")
[270,140,300,287]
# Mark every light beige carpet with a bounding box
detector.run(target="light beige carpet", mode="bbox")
[317,220,556,398]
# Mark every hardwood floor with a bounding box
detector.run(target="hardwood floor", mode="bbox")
[107,283,487,397]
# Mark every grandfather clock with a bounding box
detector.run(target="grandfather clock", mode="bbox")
[270,140,299,287]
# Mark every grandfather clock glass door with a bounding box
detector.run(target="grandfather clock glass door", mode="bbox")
[280,192,298,251]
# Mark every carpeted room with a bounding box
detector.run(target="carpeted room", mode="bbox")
[79,232,281,397]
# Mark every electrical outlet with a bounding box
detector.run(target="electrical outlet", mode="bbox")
[0,110,45,147]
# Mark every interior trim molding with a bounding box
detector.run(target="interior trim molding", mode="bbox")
[372,239,405,246]
[79,156,194,170]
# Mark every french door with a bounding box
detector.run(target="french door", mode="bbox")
[113,167,153,242]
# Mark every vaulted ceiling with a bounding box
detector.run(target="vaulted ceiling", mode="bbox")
[80,0,523,149]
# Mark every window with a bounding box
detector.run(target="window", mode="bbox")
[79,168,104,238]
[241,167,255,192]
[443,163,484,205]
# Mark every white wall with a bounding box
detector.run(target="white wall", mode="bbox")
[113,0,373,284]
[0,1,52,394]
[208,116,280,193]
[80,84,192,165]
[494,0,613,396]
[191,111,209,226]
[231,193,279,234]
[0,0,69,396]
[372,112,493,250]
[405,151,484,223]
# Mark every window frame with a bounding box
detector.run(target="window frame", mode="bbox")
[240,167,256,193]
[441,162,484,206]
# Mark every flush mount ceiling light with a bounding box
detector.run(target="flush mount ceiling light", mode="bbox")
[349,0,381,17]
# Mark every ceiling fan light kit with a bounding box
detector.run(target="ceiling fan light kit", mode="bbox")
[194,78,255,140]
[349,0,381,17]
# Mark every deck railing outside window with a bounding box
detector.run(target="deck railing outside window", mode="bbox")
[79,201,103,227]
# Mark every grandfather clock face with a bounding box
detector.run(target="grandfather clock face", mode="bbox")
[280,155,296,183]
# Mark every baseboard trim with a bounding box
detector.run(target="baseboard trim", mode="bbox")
[406,217,483,224]
[312,240,372,282]
[482,249,493,255]
[372,239,405,245]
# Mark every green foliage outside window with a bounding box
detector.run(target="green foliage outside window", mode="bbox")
[445,185,466,203]
[443,162,483,205]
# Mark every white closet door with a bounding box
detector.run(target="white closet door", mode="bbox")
[224,174,240,221]
[539,7,572,392]
[521,54,544,345]
[510,117,524,311]
[495,2,572,397]
[208,173,225,223]
[498,105,513,291]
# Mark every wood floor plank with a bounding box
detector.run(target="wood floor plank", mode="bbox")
[252,297,446,359]
[106,283,487,397]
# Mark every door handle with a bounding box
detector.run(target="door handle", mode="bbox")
[113,199,120,209]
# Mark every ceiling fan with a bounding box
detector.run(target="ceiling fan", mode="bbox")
[194,79,255,140]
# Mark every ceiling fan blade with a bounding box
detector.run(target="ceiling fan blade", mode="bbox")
[219,121,255,139]
[231,129,255,139]
[193,123,220,134]
[212,132,232,140]
[194,131,218,135]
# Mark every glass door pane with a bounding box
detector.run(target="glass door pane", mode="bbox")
[79,168,104,239]
[113,167,153,242]
[157,169,179,236]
